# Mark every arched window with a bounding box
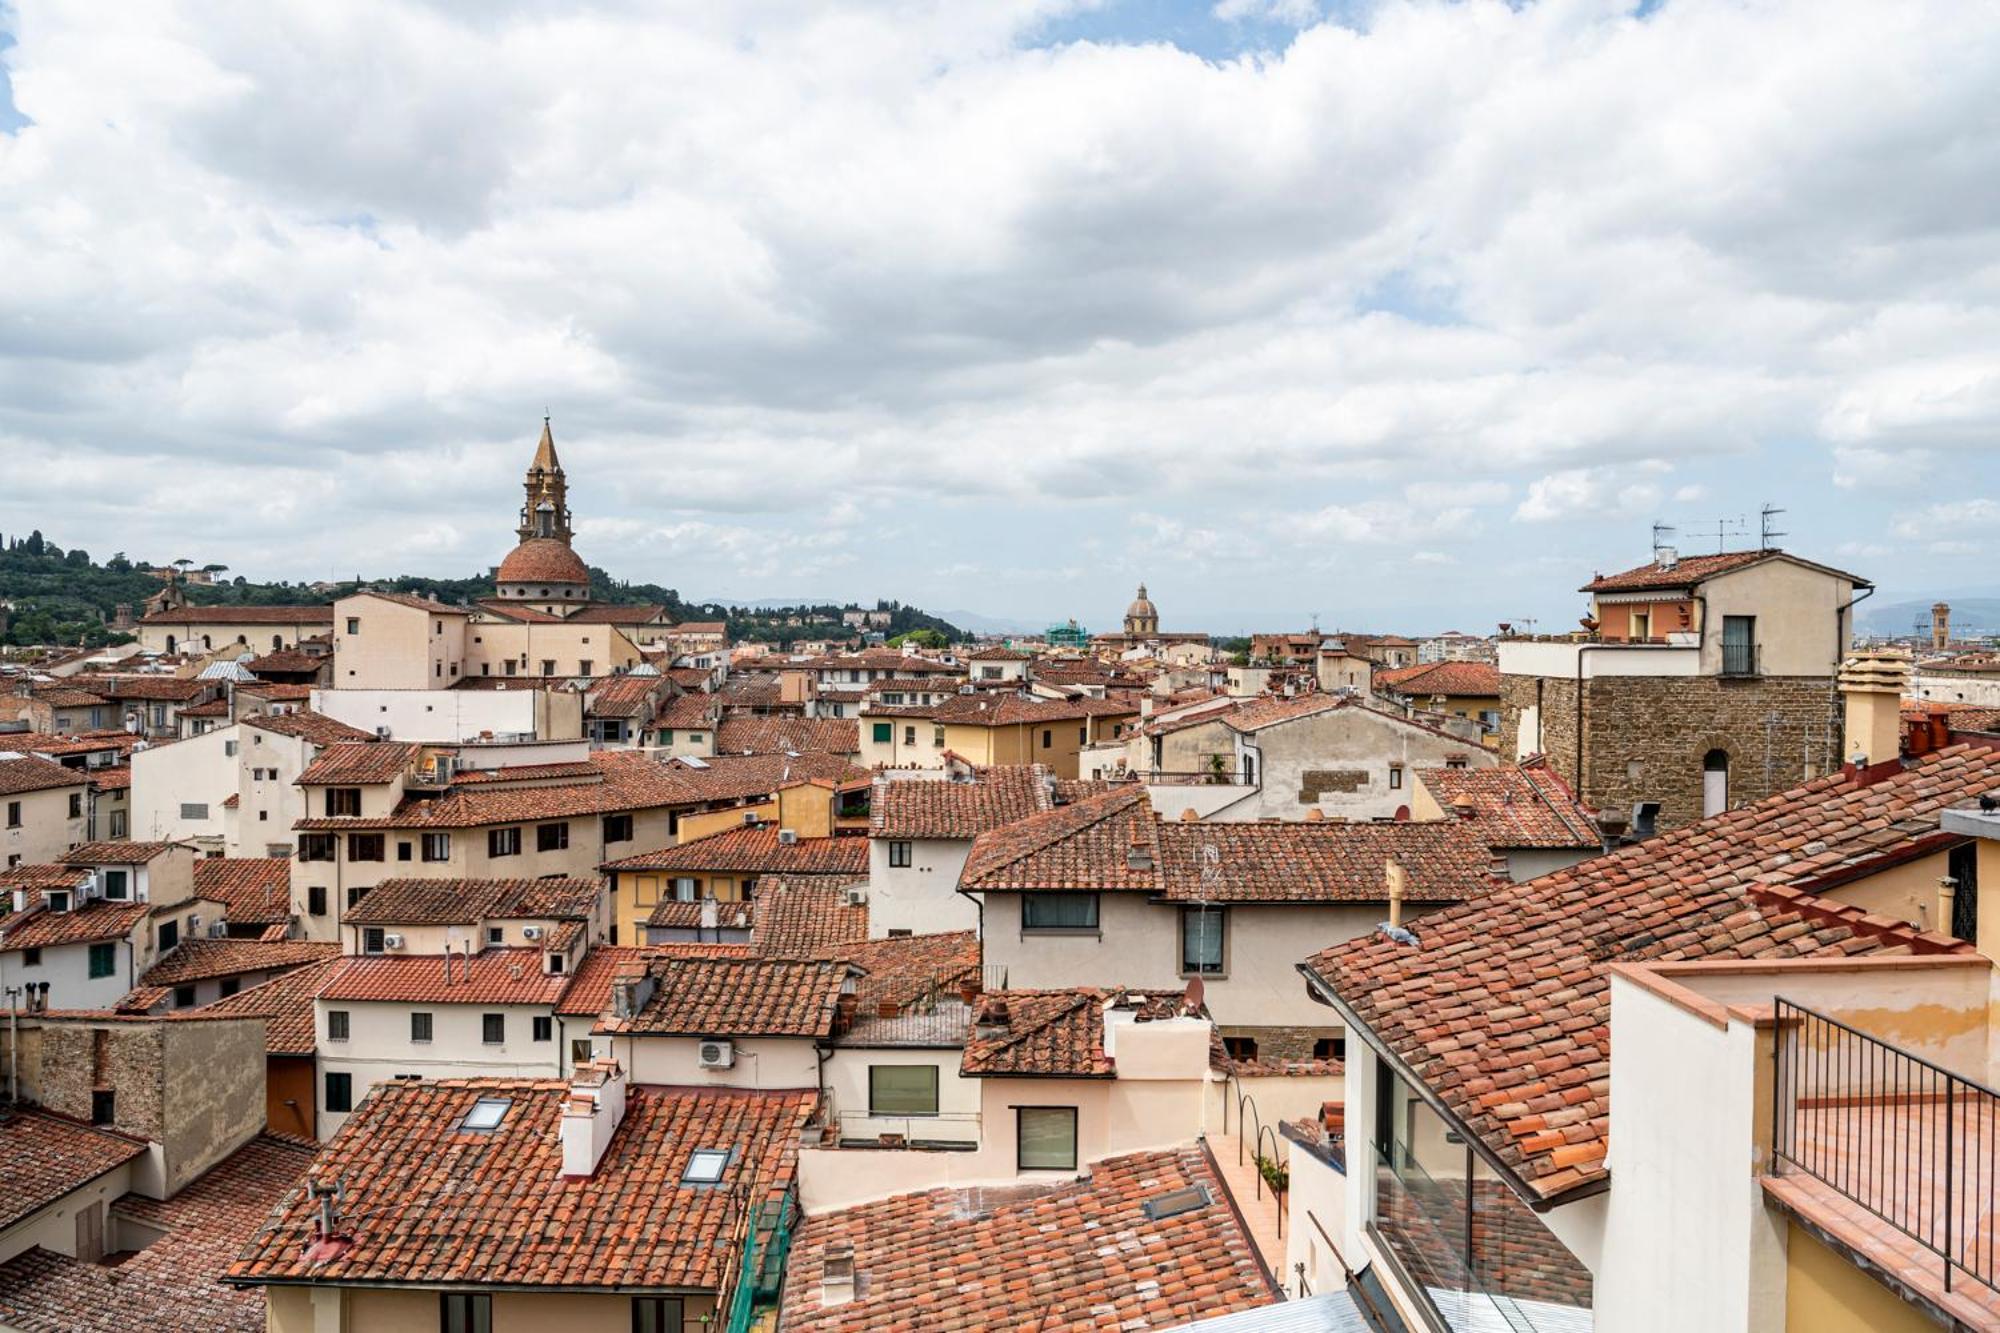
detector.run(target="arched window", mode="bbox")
[273,635,283,650]
[201,635,212,650]
[1702,749,1729,819]
[165,635,177,654]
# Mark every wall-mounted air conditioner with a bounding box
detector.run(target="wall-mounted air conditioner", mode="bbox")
[696,1039,735,1069]
[521,925,543,941]
[383,932,406,951]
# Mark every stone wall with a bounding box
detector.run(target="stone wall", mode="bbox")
[1501,673,1841,831]
[37,1022,167,1140]
[1217,1023,1342,1064]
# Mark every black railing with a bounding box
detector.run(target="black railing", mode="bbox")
[1720,640,1759,677]
[1772,997,2000,1296]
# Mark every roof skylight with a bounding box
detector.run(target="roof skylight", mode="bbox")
[682,1148,731,1184]
[459,1097,511,1132]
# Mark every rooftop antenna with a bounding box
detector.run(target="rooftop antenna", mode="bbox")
[1650,521,1677,561]
[1694,516,1748,554]
[1759,503,1787,551]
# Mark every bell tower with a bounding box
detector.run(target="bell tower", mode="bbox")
[516,416,574,545]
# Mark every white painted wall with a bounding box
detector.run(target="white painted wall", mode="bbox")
[1499,640,1701,679]
[821,1045,981,1146]
[130,725,236,845]
[596,1031,820,1091]
[310,688,546,742]
[867,837,977,938]
[314,998,563,1136]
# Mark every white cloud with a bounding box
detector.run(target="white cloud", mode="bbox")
[0,0,1997,616]
[1890,498,2000,540]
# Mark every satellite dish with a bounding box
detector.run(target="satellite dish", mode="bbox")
[1183,976,1205,1010]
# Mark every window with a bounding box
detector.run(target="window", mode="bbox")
[1022,892,1098,931]
[460,1098,511,1132]
[687,732,704,743]
[681,1148,731,1185]
[299,833,335,862]
[1312,1037,1345,1063]
[904,725,916,746]
[68,792,82,819]
[869,1065,939,1116]
[4,801,17,827]
[1041,729,1052,749]
[546,953,566,975]
[1017,1106,1078,1171]
[632,1297,686,1333]
[307,885,327,916]
[224,739,239,758]
[22,947,40,967]
[398,841,413,861]
[537,822,569,852]
[488,827,521,858]
[888,841,912,868]
[157,919,179,952]
[327,1010,350,1040]
[92,1090,116,1125]
[533,1016,553,1041]
[421,833,451,862]
[604,813,633,843]
[1444,757,1469,770]
[345,617,361,635]
[440,1293,491,1333]
[872,722,892,744]
[487,925,504,945]
[346,885,370,910]
[1388,766,1402,791]
[411,1012,434,1043]
[482,1013,505,1044]
[325,788,360,818]
[348,833,385,862]
[88,942,116,978]
[1222,1035,1259,1061]
[363,927,387,954]
[219,977,240,998]
[578,660,592,676]
[108,810,127,838]
[672,877,698,901]
[1181,906,1226,975]
[933,725,946,748]
[101,869,128,900]
[172,984,196,1008]
[540,660,556,676]
[1721,615,1758,676]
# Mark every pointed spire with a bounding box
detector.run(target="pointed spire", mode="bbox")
[532,415,561,473]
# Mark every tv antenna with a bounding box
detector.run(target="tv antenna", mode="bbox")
[1651,522,1677,560]
[1759,503,1787,550]
[1693,516,1748,553]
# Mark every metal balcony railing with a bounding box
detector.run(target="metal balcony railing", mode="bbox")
[1772,997,2000,1297]
[1720,640,1760,677]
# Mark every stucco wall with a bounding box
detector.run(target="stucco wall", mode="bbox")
[316,999,563,1136]
[130,725,236,845]
[821,1044,980,1146]
[1783,1222,1933,1333]
[312,688,559,743]
[266,1285,717,1333]
[599,1032,820,1092]
[867,837,977,938]
[0,778,88,867]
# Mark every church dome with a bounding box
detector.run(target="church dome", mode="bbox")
[498,538,590,586]
[1125,583,1157,621]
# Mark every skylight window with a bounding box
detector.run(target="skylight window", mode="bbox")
[459,1097,511,1132]
[682,1148,731,1184]
[1140,1184,1212,1222]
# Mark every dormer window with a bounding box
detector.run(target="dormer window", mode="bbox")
[545,951,566,975]
[46,890,71,913]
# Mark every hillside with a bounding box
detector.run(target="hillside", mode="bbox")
[0,530,963,648]
[1860,596,2000,639]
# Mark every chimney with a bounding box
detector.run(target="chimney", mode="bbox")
[821,1243,857,1307]
[1126,834,1152,872]
[975,997,1011,1039]
[560,1058,629,1178]
[699,896,720,931]
[1305,807,1324,823]
[1178,807,1199,822]
[1593,809,1629,854]
[1385,860,1407,929]
[1838,649,1911,771]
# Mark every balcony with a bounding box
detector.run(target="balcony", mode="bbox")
[1769,998,2000,1325]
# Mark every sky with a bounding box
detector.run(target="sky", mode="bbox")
[0,0,1996,636]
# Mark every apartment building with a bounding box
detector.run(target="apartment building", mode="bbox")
[0,754,87,868]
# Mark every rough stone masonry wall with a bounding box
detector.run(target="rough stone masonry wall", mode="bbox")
[1502,673,1840,831]
[37,1023,167,1140]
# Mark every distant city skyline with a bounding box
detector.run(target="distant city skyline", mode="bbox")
[2,1,1995,634]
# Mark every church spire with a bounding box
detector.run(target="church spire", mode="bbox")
[517,416,574,545]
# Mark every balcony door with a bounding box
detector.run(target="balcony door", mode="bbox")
[1703,749,1729,818]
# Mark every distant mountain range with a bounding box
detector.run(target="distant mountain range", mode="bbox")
[1859,595,2000,638]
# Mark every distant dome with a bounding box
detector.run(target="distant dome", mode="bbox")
[1125,583,1157,620]
[498,538,590,586]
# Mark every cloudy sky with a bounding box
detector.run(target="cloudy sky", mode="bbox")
[2,0,1996,635]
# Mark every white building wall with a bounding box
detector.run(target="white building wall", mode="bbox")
[232,727,312,858]
[594,1032,820,1091]
[129,725,237,845]
[314,999,563,1136]
[821,1046,981,1146]
[310,689,545,743]
[866,837,978,938]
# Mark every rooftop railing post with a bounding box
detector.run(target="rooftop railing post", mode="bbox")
[1946,1078,1956,1294]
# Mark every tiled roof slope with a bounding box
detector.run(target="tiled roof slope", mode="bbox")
[959,988,1192,1078]
[199,958,344,1054]
[1305,743,2000,1201]
[193,859,293,925]
[0,1135,314,1333]
[61,841,184,864]
[713,715,860,756]
[843,932,981,1012]
[780,1147,1277,1331]
[1375,660,1502,697]
[869,764,1057,840]
[553,945,658,1017]
[138,605,331,625]
[1418,760,1599,849]
[750,876,869,956]
[0,1111,146,1231]
[598,956,851,1037]
[318,949,569,1006]
[962,788,1501,903]
[0,755,86,796]
[228,1082,812,1291]
[295,741,418,786]
[343,877,600,926]
[602,824,867,876]
[240,710,371,745]
[0,900,151,951]
[1579,548,1867,594]
[142,938,338,986]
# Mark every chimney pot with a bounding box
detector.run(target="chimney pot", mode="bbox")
[1386,860,1407,929]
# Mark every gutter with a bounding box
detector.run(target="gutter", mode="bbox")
[1294,962,1607,1214]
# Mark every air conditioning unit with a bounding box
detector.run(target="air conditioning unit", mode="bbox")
[382,932,406,951]
[79,871,102,900]
[696,1040,736,1070]
[742,811,759,826]
[521,925,543,941]
[208,920,229,938]
[777,829,797,845]
[844,886,868,907]
[375,726,392,739]
[186,914,202,933]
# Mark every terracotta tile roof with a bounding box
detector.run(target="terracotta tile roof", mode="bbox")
[567,603,672,625]
[652,692,720,730]
[344,877,601,927]
[603,824,868,876]
[646,898,757,931]
[0,1135,317,1333]
[198,958,344,1054]
[869,765,1058,840]
[842,932,981,1012]
[713,715,859,756]
[193,858,294,925]
[178,699,232,718]
[0,755,86,797]
[553,945,656,1016]
[598,956,852,1037]
[241,710,372,745]
[138,605,333,626]
[0,899,151,952]
[142,938,338,987]
[1304,743,2000,1201]
[1579,548,1868,594]
[238,683,315,701]
[318,949,570,1007]
[88,675,216,703]
[88,765,130,792]
[960,788,1501,903]
[749,876,869,956]
[22,684,109,709]
[349,589,469,615]
[673,620,728,635]
[4,731,139,759]
[244,649,322,675]
[585,673,663,719]
[295,741,418,786]
[228,1081,813,1292]
[450,760,602,784]
[61,840,186,865]
[781,1147,1276,1331]
[960,988,1198,1078]
[1376,659,1502,697]
[0,1110,146,1231]
[1418,760,1599,849]
[472,598,566,623]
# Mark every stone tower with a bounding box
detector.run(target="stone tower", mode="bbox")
[1932,601,1950,652]
[516,417,574,546]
